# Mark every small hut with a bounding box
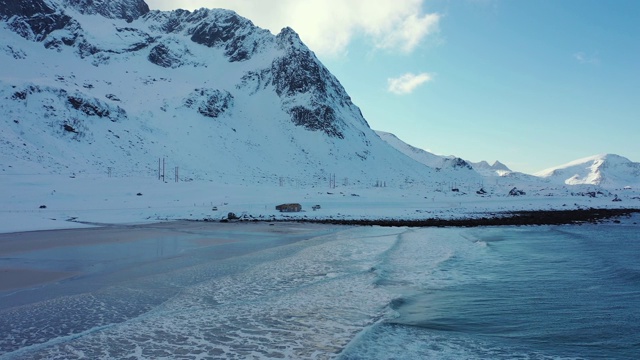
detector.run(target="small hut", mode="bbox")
[276,203,302,212]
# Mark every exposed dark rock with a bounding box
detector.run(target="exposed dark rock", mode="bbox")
[68,96,110,117]
[270,27,364,138]
[5,45,27,59]
[63,124,77,133]
[148,43,183,68]
[449,157,473,170]
[66,93,127,121]
[292,209,640,227]
[271,44,327,98]
[6,11,73,42]
[186,9,263,62]
[237,69,272,95]
[62,0,150,22]
[184,89,234,118]
[289,105,343,139]
[77,39,101,57]
[0,0,56,19]
[12,91,27,101]
[509,187,526,196]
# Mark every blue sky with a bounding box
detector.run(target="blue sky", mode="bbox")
[146,0,639,173]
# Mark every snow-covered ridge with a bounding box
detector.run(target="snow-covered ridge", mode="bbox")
[536,154,640,188]
[375,130,513,176]
[376,130,476,174]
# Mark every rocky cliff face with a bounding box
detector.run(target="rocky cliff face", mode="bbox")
[63,0,149,22]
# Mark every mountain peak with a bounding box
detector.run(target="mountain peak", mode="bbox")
[491,160,510,171]
[276,27,303,47]
[536,153,639,188]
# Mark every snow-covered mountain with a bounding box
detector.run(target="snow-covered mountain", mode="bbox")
[375,130,515,177]
[0,0,439,186]
[1,0,638,196]
[469,160,511,176]
[536,154,640,189]
[375,131,474,170]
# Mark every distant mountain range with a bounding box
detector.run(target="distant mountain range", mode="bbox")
[1,0,637,191]
[378,130,639,189]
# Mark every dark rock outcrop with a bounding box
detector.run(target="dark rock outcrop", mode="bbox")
[62,0,149,22]
[148,43,183,68]
[184,89,234,119]
[144,9,270,63]
[1,0,73,42]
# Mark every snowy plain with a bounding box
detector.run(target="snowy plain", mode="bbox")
[2,171,638,234]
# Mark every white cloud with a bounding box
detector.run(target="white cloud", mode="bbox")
[574,52,600,65]
[144,0,440,57]
[387,72,433,95]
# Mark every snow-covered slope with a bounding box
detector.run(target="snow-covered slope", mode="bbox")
[536,154,640,189]
[374,130,519,177]
[375,131,474,170]
[1,0,437,186]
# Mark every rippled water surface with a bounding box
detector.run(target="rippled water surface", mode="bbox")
[1,220,638,359]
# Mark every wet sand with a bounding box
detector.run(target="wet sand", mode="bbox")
[0,221,231,256]
[0,268,78,292]
[0,221,336,297]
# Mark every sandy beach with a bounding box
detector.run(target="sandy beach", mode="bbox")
[0,221,337,302]
[0,268,78,292]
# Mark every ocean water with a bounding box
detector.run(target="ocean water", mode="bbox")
[1,221,638,359]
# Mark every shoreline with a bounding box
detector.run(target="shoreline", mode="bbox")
[284,208,640,227]
[1,208,639,236]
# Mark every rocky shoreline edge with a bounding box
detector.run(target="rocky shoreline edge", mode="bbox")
[269,208,640,227]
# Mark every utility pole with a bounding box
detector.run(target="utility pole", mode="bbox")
[329,173,336,189]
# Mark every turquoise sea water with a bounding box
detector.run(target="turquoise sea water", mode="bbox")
[1,220,638,359]
[342,223,640,360]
